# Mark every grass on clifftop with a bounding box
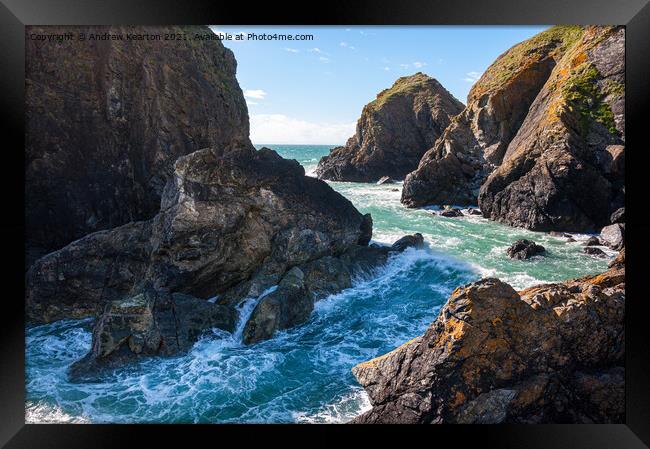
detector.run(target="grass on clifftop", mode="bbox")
[368,72,442,110]
[470,25,584,100]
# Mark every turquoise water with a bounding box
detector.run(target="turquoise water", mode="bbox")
[25,144,614,423]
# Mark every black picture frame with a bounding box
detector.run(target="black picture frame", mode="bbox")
[2,0,649,447]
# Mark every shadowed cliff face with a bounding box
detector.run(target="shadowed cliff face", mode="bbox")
[25,25,252,265]
[316,73,464,182]
[402,26,584,208]
[352,249,625,424]
[478,26,625,232]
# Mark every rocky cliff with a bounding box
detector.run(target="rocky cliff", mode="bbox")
[401,26,584,207]
[316,73,464,182]
[26,146,368,323]
[26,25,251,265]
[352,249,625,424]
[478,26,625,231]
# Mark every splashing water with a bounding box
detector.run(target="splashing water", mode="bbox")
[26,144,613,423]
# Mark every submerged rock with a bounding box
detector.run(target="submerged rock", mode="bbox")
[69,289,236,380]
[600,223,625,250]
[27,146,368,323]
[479,26,625,232]
[402,26,584,208]
[25,25,251,265]
[352,251,625,423]
[316,73,464,182]
[506,239,545,260]
[584,247,608,258]
[584,236,602,246]
[466,208,482,216]
[439,208,463,218]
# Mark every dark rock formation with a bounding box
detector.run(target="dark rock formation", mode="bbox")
[466,208,482,216]
[27,146,368,323]
[609,207,625,224]
[402,26,584,208]
[316,73,464,182]
[584,247,607,258]
[439,208,463,218]
[584,236,602,246]
[600,223,625,250]
[506,239,546,259]
[26,25,251,265]
[243,267,312,344]
[69,288,236,380]
[242,233,426,344]
[479,26,625,232]
[352,250,625,424]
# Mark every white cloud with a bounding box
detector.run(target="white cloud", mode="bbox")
[245,100,258,106]
[284,47,300,53]
[249,114,355,145]
[384,66,390,71]
[340,41,356,50]
[463,71,482,83]
[243,89,267,100]
[309,47,324,54]
[413,61,427,68]
[319,56,330,63]
[400,64,410,69]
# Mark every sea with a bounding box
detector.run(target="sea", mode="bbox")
[25,144,614,423]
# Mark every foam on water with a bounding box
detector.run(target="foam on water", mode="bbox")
[26,144,614,423]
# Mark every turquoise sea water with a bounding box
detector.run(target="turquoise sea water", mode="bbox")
[25,144,614,423]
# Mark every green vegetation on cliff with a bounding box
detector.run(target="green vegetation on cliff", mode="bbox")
[470,25,584,99]
[368,72,451,110]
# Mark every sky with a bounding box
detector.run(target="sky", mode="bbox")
[210,26,549,145]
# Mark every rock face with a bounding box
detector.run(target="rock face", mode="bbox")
[242,233,426,344]
[316,73,464,182]
[352,250,625,423]
[600,223,625,250]
[69,288,236,379]
[506,239,546,260]
[26,146,368,323]
[26,25,251,265]
[478,26,625,232]
[402,26,584,207]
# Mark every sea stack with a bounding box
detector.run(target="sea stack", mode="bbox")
[401,26,585,208]
[316,73,464,182]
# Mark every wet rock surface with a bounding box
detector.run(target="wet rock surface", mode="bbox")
[351,250,625,424]
[316,73,463,182]
[25,25,251,265]
[69,289,236,380]
[600,223,625,250]
[506,239,546,260]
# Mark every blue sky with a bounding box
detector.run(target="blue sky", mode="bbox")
[210,26,549,144]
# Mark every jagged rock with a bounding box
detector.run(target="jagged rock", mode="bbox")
[600,223,625,250]
[243,267,313,345]
[402,26,584,208]
[550,231,572,238]
[609,207,625,224]
[584,236,602,246]
[352,251,625,423]
[390,233,425,252]
[439,208,463,218]
[25,25,251,265]
[26,147,369,323]
[566,237,576,243]
[506,239,545,259]
[479,26,625,232]
[316,73,464,182]
[358,214,374,246]
[466,208,482,216]
[390,188,400,192]
[377,176,395,185]
[584,247,607,258]
[69,289,236,379]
